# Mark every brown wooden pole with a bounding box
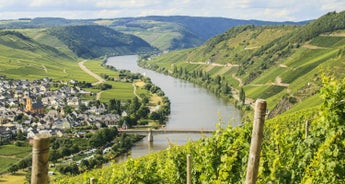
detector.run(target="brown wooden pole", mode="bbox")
[90,177,95,184]
[31,134,50,184]
[245,99,267,184]
[305,120,309,138]
[186,154,191,184]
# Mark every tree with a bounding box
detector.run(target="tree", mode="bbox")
[108,99,121,114]
[239,87,245,105]
[128,97,140,114]
[63,105,73,114]
[49,150,60,163]
[137,106,150,118]
[16,129,26,140]
[7,165,18,174]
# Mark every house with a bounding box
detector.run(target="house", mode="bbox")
[67,97,80,107]
[121,121,128,130]
[121,111,128,117]
[53,118,71,129]
[27,128,39,139]
[0,126,13,142]
[102,114,120,127]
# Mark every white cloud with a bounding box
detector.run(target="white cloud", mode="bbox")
[320,0,345,11]
[0,0,344,21]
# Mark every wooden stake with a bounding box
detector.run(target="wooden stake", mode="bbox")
[187,154,191,184]
[31,134,50,184]
[245,99,267,184]
[305,120,309,138]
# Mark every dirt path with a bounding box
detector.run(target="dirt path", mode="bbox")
[42,65,47,73]
[321,33,345,37]
[275,76,289,87]
[187,61,239,68]
[244,46,259,50]
[96,91,103,100]
[78,60,105,85]
[232,74,243,87]
[303,41,328,50]
[132,83,142,100]
[279,64,288,68]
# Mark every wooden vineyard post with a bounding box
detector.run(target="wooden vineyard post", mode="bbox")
[245,99,267,184]
[187,154,191,184]
[305,120,309,138]
[31,134,50,184]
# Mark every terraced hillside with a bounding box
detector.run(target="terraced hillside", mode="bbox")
[0,30,90,81]
[0,24,158,80]
[56,11,345,184]
[141,11,345,117]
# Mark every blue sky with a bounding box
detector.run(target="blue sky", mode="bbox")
[0,0,344,21]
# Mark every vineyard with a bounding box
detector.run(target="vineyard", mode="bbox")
[55,75,345,183]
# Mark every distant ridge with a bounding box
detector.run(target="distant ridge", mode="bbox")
[48,25,157,58]
[0,16,309,51]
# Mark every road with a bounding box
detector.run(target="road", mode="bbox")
[78,60,105,85]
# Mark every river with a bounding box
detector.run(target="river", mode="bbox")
[106,55,241,158]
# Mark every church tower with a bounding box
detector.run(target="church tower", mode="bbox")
[25,97,33,112]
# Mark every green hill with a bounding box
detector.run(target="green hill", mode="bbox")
[105,16,306,51]
[0,30,92,81]
[56,11,345,184]
[140,11,345,117]
[48,25,157,58]
[0,16,307,51]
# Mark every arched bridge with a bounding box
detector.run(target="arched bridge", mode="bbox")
[118,129,215,142]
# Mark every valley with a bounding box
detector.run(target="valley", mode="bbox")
[0,10,345,184]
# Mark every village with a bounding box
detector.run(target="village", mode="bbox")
[0,77,126,144]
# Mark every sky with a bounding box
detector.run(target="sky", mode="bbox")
[0,0,344,21]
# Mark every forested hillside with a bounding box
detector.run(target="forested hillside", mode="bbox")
[0,16,307,51]
[48,25,157,58]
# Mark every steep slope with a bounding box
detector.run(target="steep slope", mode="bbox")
[48,25,157,58]
[141,11,345,116]
[0,30,93,81]
[107,16,307,51]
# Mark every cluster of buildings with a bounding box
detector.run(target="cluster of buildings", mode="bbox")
[0,78,123,143]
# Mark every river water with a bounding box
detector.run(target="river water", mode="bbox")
[106,55,240,158]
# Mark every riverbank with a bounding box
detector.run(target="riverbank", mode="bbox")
[137,57,251,122]
[106,55,240,158]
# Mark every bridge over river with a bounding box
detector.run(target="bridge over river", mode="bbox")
[118,129,215,142]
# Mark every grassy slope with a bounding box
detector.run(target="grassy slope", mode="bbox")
[146,20,345,114]
[0,30,94,82]
[109,20,200,51]
[0,29,157,180]
[56,12,345,183]
[0,145,31,173]
[0,28,155,102]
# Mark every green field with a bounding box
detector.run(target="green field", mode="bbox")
[99,81,135,102]
[0,145,32,173]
